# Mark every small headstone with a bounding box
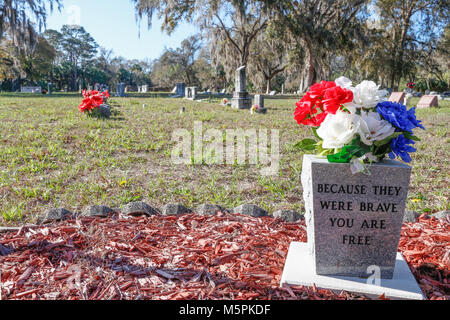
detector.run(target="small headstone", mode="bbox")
[21,86,42,94]
[185,87,197,100]
[161,204,191,216]
[233,204,267,217]
[99,104,111,118]
[47,82,53,95]
[273,210,303,222]
[254,94,265,109]
[417,95,438,108]
[388,92,406,104]
[37,208,73,225]
[196,204,225,216]
[269,91,277,96]
[121,202,159,217]
[301,155,412,279]
[81,205,115,218]
[180,106,186,114]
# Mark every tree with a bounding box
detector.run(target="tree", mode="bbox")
[58,25,98,90]
[132,0,268,79]
[248,22,290,93]
[151,35,201,87]
[375,0,449,90]
[268,0,368,92]
[18,36,56,82]
[0,40,22,86]
[0,0,61,48]
[193,47,226,90]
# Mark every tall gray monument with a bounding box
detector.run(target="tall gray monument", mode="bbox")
[176,83,186,97]
[116,83,126,97]
[232,66,251,109]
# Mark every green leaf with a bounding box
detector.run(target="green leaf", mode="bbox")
[403,132,421,142]
[327,138,370,164]
[293,138,318,152]
[311,127,321,140]
[373,132,403,147]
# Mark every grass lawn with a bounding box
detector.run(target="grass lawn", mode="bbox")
[0,93,448,226]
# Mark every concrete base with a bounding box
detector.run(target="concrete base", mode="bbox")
[232,98,251,109]
[280,242,425,300]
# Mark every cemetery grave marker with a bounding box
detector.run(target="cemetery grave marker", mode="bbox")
[21,86,42,94]
[116,83,126,97]
[185,87,198,100]
[388,92,405,104]
[231,66,251,109]
[417,95,438,109]
[176,83,186,97]
[281,155,424,300]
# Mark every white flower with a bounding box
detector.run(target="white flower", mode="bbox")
[335,76,354,90]
[358,111,396,146]
[353,81,388,108]
[317,110,360,149]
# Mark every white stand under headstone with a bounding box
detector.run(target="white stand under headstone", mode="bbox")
[281,242,424,300]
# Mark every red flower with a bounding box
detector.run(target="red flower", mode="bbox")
[294,80,353,127]
[91,94,104,106]
[102,91,110,98]
[294,93,327,127]
[78,90,105,113]
[78,97,94,112]
[309,81,336,98]
[322,86,354,114]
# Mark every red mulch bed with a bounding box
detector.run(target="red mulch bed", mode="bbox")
[0,212,448,300]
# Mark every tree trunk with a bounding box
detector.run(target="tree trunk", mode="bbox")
[266,78,271,94]
[302,46,316,92]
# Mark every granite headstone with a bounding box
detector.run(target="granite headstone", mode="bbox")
[231,66,251,109]
[417,95,438,109]
[301,155,411,279]
[389,92,406,104]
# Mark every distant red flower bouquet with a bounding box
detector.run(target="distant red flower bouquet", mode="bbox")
[78,90,111,118]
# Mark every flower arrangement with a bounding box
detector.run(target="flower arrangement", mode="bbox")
[407,82,416,89]
[222,98,228,105]
[251,104,259,114]
[294,77,425,174]
[78,90,110,116]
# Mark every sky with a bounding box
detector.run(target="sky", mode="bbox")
[45,0,199,61]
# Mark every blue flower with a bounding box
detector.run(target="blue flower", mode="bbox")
[407,107,425,130]
[376,102,425,133]
[389,135,417,163]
